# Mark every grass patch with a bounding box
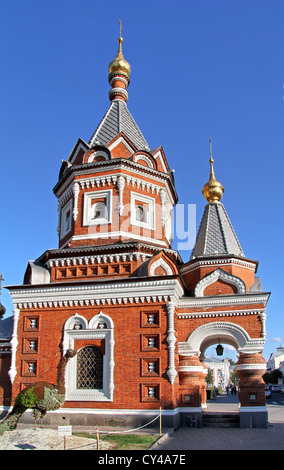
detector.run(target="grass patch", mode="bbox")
[74,432,160,450]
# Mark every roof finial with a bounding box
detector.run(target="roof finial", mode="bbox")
[202,137,224,203]
[209,136,216,180]
[119,19,123,38]
[108,19,131,101]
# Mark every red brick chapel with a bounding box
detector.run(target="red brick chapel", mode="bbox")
[0,27,270,428]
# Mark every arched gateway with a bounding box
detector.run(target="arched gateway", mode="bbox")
[2,28,270,429]
[176,149,269,428]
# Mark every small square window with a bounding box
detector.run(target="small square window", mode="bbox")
[141,358,159,377]
[24,316,39,331]
[141,383,160,402]
[141,334,159,351]
[83,190,112,226]
[140,310,159,328]
[130,192,155,230]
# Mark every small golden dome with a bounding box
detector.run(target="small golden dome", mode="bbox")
[108,22,131,80]
[202,137,224,203]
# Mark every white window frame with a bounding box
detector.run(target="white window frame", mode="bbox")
[130,192,155,231]
[64,313,114,402]
[60,200,73,239]
[83,190,112,226]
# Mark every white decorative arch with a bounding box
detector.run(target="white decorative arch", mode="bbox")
[194,268,246,297]
[64,313,88,331]
[89,312,114,330]
[87,150,110,163]
[178,321,264,357]
[64,311,115,402]
[149,258,173,276]
[133,154,154,168]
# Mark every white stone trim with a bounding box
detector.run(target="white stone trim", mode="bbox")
[10,279,184,310]
[133,154,154,169]
[60,199,73,239]
[54,164,176,207]
[63,231,167,248]
[116,176,125,216]
[194,268,246,296]
[239,406,267,412]
[180,258,257,274]
[166,301,177,384]
[72,182,80,221]
[69,140,89,165]
[107,135,133,155]
[8,306,19,384]
[179,321,265,357]
[150,258,173,276]
[47,251,151,268]
[130,192,155,231]
[178,309,265,319]
[178,293,270,308]
[64,312,115,402]
[235,364,267,371]
[178,366,205,373]
[83,189,112,226]
[87,150,110,163]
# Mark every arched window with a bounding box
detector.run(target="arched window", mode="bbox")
[77,346,103,390]
[136,205,147,222]
[92,201,106,220]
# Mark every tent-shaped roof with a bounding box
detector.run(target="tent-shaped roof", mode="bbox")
[191,202,245,259]
[89,99,150,151]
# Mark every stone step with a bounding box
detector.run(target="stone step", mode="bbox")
[202,412,240,428]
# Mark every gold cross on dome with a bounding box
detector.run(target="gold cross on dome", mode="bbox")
[118,19,123,38]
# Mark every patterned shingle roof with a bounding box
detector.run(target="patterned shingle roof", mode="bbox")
[89,100,150,151]
[191,202,245,259]
[0,316,13,341]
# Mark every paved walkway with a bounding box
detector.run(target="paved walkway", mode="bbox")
[153,393,284,450]
[14,394,284,450]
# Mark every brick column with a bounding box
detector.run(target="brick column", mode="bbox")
[178,355,206,408]
[236,352,268,428]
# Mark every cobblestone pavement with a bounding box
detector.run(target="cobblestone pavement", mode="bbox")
[153,395,284,451]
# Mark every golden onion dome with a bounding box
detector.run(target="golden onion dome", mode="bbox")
[202,137,224,203]
[108,22,131,81]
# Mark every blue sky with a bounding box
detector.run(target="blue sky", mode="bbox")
[0,0,283,361]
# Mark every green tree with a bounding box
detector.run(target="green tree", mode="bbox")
[262,369,283,384]
[230,369,238,385]
[205,368,214,386]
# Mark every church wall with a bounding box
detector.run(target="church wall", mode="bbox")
[181,261,256,294]
[58,169,171,250]
[11,303,179,410]
[176,306,264,344]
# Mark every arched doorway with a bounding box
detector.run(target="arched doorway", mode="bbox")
[178,321,268,428]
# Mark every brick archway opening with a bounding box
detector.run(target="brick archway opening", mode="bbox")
[178,321,268,428]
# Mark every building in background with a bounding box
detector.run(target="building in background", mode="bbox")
[204,357,231,390]
[266,346,284,372]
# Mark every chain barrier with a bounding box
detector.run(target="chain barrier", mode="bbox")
[96,413,160,435]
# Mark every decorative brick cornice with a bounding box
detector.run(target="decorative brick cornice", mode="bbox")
[9,279,184,310]
[178,292,270,308]
[177,308,266,320]
[180,257,257,274]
